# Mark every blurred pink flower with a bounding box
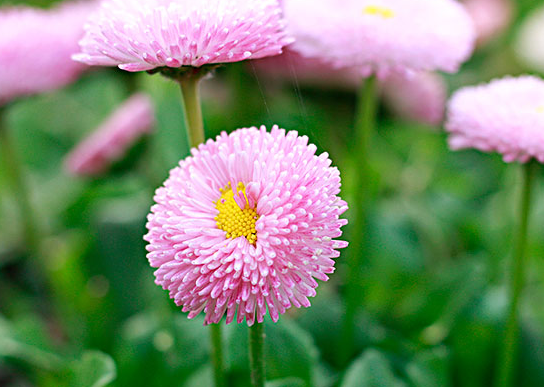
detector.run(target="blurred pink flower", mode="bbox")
[284,0,475,77]
[0,1,94,106]
[381,72,447,126]
[463,0,512,46]
[73,0,292,72]
[446,76,544,163]
[253,49,362,90]
[65,93,155,176]
[144,126,348,325]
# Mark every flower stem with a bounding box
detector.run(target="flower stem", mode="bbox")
[210,323,226,387]
[0,108,39,254]
[340,75,378,367]
[249,322,265,387]
[178,75,205,148]
[495,161,538,387]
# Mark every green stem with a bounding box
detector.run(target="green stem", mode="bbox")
[210,323,226,387]
[495,161,538,387]
[178,75,205,148]
[0,108,39,254]
[340,76,378,367]
[249,322,265,387]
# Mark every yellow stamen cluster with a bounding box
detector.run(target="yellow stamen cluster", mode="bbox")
[363,5,395,19]
[214,182,259,245]
[537,106,544,113]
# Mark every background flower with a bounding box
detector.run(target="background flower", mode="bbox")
[284,0,476,77]
[144,126,348,325]
[65,93,156,176]
[446,75,544,163]
[0,1,94,105]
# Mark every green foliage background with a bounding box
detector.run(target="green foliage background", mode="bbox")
[2,0,544,386]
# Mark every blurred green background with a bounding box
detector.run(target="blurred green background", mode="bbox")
[2,0,544,386]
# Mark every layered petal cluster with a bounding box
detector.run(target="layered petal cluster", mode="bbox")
[381,72,447,126]
[0,1,93,105]
[65,93,155,176]
[284,0,475,77]
[446,76,544,163]
[144,126,348,325]
[74,0,292,72]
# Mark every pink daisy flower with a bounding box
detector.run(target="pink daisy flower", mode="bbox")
[144,126,348,326]
[445,76,544,163]
[463,0,512,46]
[381,72,447,126]
[284,0,475,77]
[73,0,292,72]
[0,1,94,106]
[65,93,155,176]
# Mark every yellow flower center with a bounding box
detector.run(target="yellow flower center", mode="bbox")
[214,182,259,245]
[363,5,395,19]
[537,106,544,113]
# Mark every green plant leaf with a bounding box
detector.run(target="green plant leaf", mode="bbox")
[341,349,406,387]
[69,350,117,387]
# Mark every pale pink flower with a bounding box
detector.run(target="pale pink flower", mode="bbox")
[65,93,155,176]
[515,5,544,74]
[253,49,362,90]
[0,1,94,106]
[284,0,475,77]
[463,0,512,46]
[73,0,292,72]
[381,72,447,126]
[445,76,544,163]
[144,126,348,325]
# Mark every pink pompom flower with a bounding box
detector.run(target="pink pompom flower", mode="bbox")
[463,0,512,46]
[65,93,156,176]
[0,1,94,106]
[381,72,447,126]
[73,0,292,73]
[144,126,348,325]
[284,0,475,77]
[445,76,544,163]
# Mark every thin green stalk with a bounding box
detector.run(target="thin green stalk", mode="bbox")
[210,323,226,387]
[249,322,265,387]
[340,76,378,367]
[0,108,39,254]
[495,161,539,387]
[178,75,205,148]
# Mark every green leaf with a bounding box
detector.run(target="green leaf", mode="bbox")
[69,350,116,387]
[184,365,213,387]
[341,349,406,387]
[405,347,451,387]
[266,377,306,387]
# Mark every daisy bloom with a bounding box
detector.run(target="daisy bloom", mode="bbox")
[65,93,155,176]
[463,0,512,46]
[73,0,293,73]
[445,76,544,163]
[144,126,348,325]
[284,0,476,77]
[253,49,361,91]
[0,1,93,106]
[381,72,447,126]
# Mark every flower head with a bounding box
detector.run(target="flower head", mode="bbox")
[65,93,155,176]
[73,0,292,72]
[463,0,512,46]
[445,76,544,163]
[144,126,348,325]
[0,1,93,105]
[284,0,475,77]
